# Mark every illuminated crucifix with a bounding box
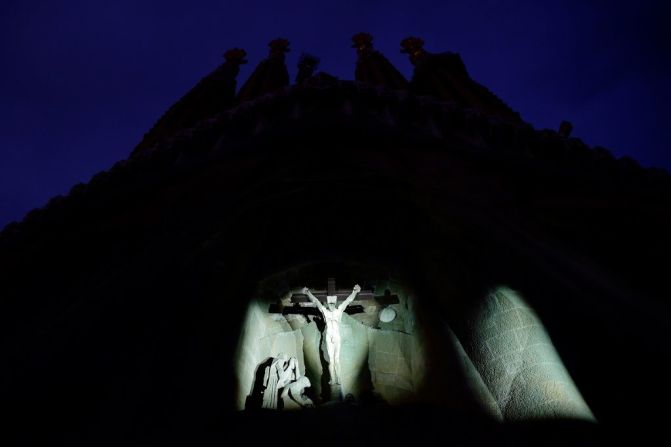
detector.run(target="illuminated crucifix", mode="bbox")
[301,279,361,385]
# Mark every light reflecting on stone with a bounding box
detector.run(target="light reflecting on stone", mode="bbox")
[465,286,596,421]
[379,307,397,323]
[234,281,428,410]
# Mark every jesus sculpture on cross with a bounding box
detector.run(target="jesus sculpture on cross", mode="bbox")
[302,284,361,385]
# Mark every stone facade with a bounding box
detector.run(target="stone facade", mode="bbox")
[464,287,595,421]
[1,39,668,443]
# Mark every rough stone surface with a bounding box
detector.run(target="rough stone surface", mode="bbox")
[367,328,416,404]
[235,300,304,410]
[465,287,595,421]
[447,327,503,420]
[236,287,432,408]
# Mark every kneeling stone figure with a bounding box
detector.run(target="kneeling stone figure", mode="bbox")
[281,376,314,409]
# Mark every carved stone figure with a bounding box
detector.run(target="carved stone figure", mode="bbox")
[237,38,290,103]
[351,32,409,89]
[262,354,298,409]
[296,53,320,84]
[302,284,361,385]
[281,376,314,408]
[400,35,521,123]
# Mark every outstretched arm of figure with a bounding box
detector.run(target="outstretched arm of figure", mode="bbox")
[338,284,361,311]
[302,287,325,312]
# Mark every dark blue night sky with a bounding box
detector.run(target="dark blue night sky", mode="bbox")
[1,0,669,228]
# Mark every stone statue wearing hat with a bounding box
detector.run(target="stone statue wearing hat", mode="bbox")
[302,284,361,385]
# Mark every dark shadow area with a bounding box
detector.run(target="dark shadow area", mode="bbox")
[313,315,332,403]
[244,357,274,410]
[188,407,602,447]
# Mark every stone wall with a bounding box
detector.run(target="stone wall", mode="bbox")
[447,327,503,420]
[367,327,418,404]
[235,288,430,408]
[464,286,595,421]
[234,300,305,410]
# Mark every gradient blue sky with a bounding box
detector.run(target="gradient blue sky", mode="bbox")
[1,0,669,228]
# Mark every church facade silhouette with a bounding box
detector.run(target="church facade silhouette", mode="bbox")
[1,34,669,445]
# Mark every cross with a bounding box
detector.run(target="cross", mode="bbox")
[268,278,399,316]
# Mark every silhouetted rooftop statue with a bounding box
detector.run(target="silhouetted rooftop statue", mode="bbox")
[559,120,574,138]
[237,38,291,103]
[400,36,467,76]
[352,32,409,90]
[401,36,521,124]
[131,47,247,155]
[222,48,249,68]
[295,53,320,85]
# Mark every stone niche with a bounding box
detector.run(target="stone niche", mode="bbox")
[234,279,428,409]
[234,276,594,422]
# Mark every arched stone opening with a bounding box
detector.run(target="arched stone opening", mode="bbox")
[231,261,506,419]
[229,256,596,423]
